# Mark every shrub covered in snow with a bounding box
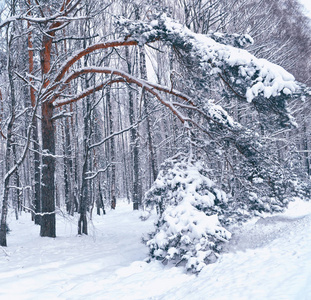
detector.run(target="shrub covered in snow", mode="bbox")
[143,154,231,273]
[142,152,311,273]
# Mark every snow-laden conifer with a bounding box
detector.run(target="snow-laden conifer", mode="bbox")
[143,149,311,272]
[143,154,231,273]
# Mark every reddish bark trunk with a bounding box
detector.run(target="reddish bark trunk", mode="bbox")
[40,31,56,236]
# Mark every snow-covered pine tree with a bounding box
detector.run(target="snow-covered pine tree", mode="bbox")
[143,153,231,273]
[143,143,311,272]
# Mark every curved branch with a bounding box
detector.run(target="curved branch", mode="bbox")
[0,130,6,139]
[172,102,239,132]
[53,67,193,104]
[54,67,240,133]
[53,40,139,84]
[53,67,188,124]
[89,118,147,150]
[54,78,125,107]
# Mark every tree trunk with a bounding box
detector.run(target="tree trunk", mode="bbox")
[0,180,10,247]
[302,118,310,175]
[62,117,75,215]
[33,123,41,225]
[107,86,117,209]
[125,47,141,210]
[39,27,56,237]
[12,143,21,219]
[27,2,41,225]
[40,101,56,237]
[139,47,158,182]
[78,145,89,235]
[0,46,16,246]
[0,133,13,246]
[118,98,130,202]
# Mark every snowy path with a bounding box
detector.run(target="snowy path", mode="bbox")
[0,204,156,299]
[165,204,311,300]
[0,200,310,299]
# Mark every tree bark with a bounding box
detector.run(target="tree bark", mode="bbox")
[0,42,17,246]
[39,24,56,237]
[28,13,41,225]
[302,119,310,175]
[139,47,158,182]
[125,47,141,210]
[40,101,56,237]
[78,144,89,235]
[107,86,117,209]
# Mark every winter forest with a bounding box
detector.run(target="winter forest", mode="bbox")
[0,0,311,298]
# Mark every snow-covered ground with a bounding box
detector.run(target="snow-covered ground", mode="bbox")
[0,199,311,300]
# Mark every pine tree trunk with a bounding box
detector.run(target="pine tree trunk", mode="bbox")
[40,101,56,237]
[39,26,56,237]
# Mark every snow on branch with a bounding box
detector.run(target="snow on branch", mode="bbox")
[53,13,295,106]
[89,116,147,150]
[37,13,304,132]
[21,204,57,216]
[53,67,240,131]
[0,0,83,30]
[51,111,73,120]
[85,164,112,180]
[43,14,303,136]
[119,14,299,103]
[116,14,303,127]
[4,96,39,182]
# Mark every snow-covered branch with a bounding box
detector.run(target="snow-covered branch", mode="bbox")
[0,0,83,30]
[21,205,57,216]
[85,164,112,180]
[118,14,298,101]
[89,117,147,150]
[53,66,242,131]
[51,111,73,121]
[117,14,302,126]
[4,98,39,182]
[44,14,303,130]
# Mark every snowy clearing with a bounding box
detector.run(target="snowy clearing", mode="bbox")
[0,200,310,299]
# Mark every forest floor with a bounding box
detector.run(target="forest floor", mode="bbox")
[0,198,311,299]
